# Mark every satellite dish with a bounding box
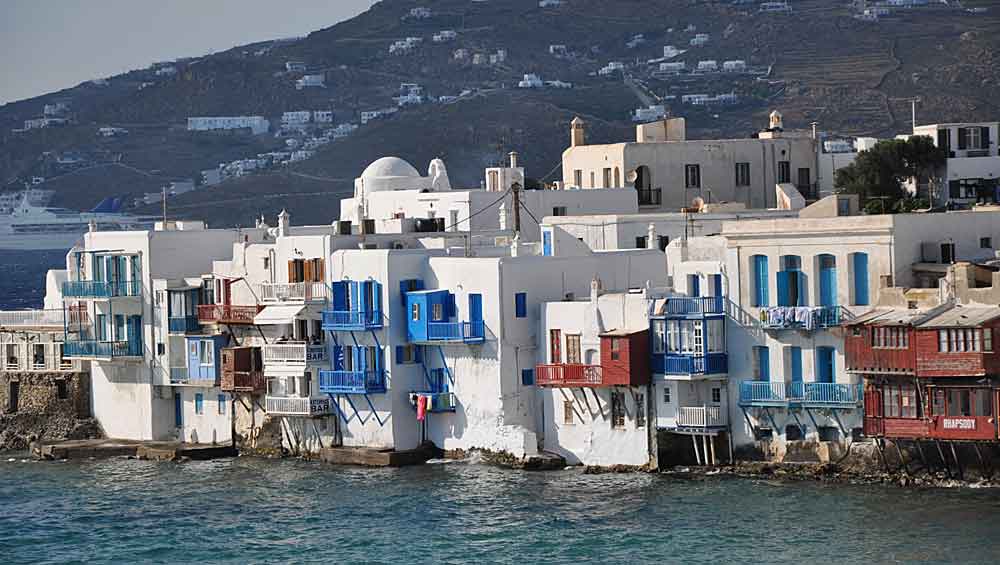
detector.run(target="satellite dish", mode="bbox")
[691,197,705,211]
[626,170,638,183]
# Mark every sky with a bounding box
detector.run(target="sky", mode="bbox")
[0,0,376,105]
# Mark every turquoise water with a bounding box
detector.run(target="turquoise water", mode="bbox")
[2,456,1000,564]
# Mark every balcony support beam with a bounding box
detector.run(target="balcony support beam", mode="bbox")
[831,409,849,437]
[363,393,386,427]
[328,394,351,424]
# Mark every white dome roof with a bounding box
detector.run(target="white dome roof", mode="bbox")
[361,156,420,180]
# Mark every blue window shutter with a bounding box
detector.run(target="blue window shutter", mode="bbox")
[469,294,483,322]
[395,345,404,363]
[414,345,423,364]
[790,347,802,383]
[373,281,383,316]
[515,293,526,318]
[174,392,182,427]
[521,369,535,386]
[195,393,203,414]
[853,253,869,306]
[753,255,768,306]
[797,271,808,306]
[776,271,791,307]
[817,347,834,383]
[688,274,700,297]
[447,293,457,318]
[712,274,722,297]
[332,281,348,311]
[349,281,360,311]
[218,394,226,414]
[757,346,770,382]
[543,231,552,256]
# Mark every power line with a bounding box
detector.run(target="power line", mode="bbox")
[444,188,511,232]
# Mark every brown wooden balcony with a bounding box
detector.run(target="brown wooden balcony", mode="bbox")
[220,347,265,392]
[536,364,604,387]
[197,304,263,325]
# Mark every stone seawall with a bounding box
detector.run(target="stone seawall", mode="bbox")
[0,372,102,450]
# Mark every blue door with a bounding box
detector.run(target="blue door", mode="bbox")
[752,255,768,306]
[819,255,837,307]
[853,253,869,306]
[817,346,835,383]
[756,346,770,382]
[468,294,483,322]
[174,392,183,427]
[127,315,142,353]
[711,274,723,297]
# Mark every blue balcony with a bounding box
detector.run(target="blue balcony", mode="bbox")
[760,305,843,331]
[426,321,485,343]
[63,340,142,359]
[662,296,725,317]
[319,369,386,394]
[168,316,200,334]
[321,310,382,331]
[659,352,728,376]
[62,280,141,299]
[740,381,861,407]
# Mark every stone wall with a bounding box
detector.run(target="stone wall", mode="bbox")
[0,371,102,450]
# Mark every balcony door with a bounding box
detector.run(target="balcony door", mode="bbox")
[566,335,581,364]
[818,254,837,307]
[549,329,562,364]
[816,347,835,383]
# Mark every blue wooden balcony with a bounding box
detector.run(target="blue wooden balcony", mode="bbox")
[318,369,386,394]
[662,296,725,318]
[63,340,142,359]
[658,352,728,376]
[425,321,485,343]
[168,316,200,334]
[321,310,383,331]
[740,381,861,407]
[62,280,141,299]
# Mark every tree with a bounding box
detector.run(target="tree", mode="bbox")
[835,136,946,212]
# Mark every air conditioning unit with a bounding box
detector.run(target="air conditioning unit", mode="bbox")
[391,241,406,250]
[361,219,376,235]
[336,221,352,235]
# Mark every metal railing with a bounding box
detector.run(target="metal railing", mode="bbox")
[426,320,485,342]
[637,187,662,206]
[535,364,604,387]
[62,280,141,298]
[740,381,861,406]
[318,369,386,394]
[169,367,189,383]
[678,406,727,428]
[63,340,142,359]
[662,353,728,375]
[663,296,725,316]
[265,395,332,417]
[197,304,262,324]
[259,282,329,303]
[0,309,65,327]
[321,309,383,330]
[759,305,845,330]
[262,343,328,365]
[1,351,79,372]
[167,316,200,334]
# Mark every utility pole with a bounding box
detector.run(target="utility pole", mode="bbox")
[512,182,522,234]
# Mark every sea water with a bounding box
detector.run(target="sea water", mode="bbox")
[2,456,1000,564]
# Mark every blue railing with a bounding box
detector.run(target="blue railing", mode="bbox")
[426,320,485,343]
[740,381,861,406]
[760,305,843,330]
[168,316,200,334]
[63,340,142,359]
[321,309,383,331]
[663,296,725,317]
[62,280,141,298]
[661,353,728,375]
[319,369,386,394]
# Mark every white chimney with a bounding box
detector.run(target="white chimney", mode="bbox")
[647,223,657,250]
[509,151,519,169]
[277,209,290,237]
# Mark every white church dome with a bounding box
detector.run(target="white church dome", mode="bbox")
[361,156,420,181]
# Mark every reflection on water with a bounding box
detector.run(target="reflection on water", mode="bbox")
[2,456,1000,564]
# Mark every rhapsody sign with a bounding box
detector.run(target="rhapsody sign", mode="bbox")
[942,418,976,430]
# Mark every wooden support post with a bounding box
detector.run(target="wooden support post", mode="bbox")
[709,435,717,466]
[874,438,891,474]
[692,435,702,465]
[950,442,964,481]
[935,440,953,479]
[894,441,910,477]
[915,440,930,475]
[973,442,989,480]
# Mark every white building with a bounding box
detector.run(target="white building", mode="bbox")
[187,116,270,135]
[433,30,457,43]
[296,74,326,90]
[598,61,625,76]
[633,105,668,123]
[518,74,544,89]
[285,61,307,72]
[908,122,1000,205]
[313,110,334,124]
[689,34,709,47]
[722,60,747,72]
[282,111,312,126]
[697,60,718,72]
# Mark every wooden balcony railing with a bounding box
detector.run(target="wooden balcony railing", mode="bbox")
[535,364,604,387]
[197,304,263,325]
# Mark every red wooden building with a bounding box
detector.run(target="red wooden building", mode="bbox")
[536,330,649,388]
[847,304,1000,443]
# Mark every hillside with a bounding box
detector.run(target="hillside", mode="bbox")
[3,0,1000,226]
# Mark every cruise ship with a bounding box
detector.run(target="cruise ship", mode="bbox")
[0,189,157,250]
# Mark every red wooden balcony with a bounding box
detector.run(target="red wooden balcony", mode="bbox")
[845,328,916,375]
[536,364,605,387]
[197,304,263,325]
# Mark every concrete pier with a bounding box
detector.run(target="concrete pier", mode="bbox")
[31,439,236,461]
[318,442,441,467]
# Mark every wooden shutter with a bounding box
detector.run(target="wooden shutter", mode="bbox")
[982,126,991,149]
[287,260,296,283]
[313,259,325,282]
[303,260,313,283]
[958,127,968,150]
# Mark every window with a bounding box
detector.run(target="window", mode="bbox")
[564,400,575,425]
[515,292,527,318]
[797,167,811,190]
[777,161,791,184]
[431,303,444,321]
[396,344,417,364]
[549,329,562,363]
[711,387,721,404]
[610,338,621,361]
[521,369,534,386]
[837,198,851,217]
[635,236,647,249]
[753,346,770,381]
[218,394,227,415]
[411,303,420,321]
[852,252,869,306]
[611,391,626,428]
[566,335,581,364]
[552,206,567,217]
[573,169,583,188]
[652,320,666,354]
[198,341,213,365]
[941,242,955,264]
[751,255,769,307]
[981,237,992,249]
[735,162,751,187]
[488,170,499,191]
[873,327,909,349]
[56,380,68,400]
[7,382,19,413]
[636,393,646,428]
[662,385,671,404]
[590,171,595,188]
[685,164,701,189]
[658,235,670,251]
[194,393,204,415]
[603,167,612,188]
[985,329,993,352]
[964,126,983,150]
[614,167,621,187]
[707,319,725,353]
[938,328,988,352]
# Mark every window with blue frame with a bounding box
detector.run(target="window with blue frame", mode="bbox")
[751,255,769,307]
[754,346,770,381]
[818,254,837,307]
[543,230,552,256]
[816,346,835,383]
[777,255,806,306]
[521,368,534,386]
[195,393,204,415]
[788,346,802,383]
[218,394,227,415]
[852,252,869,306]
[515,293,527,318]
